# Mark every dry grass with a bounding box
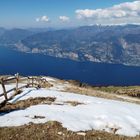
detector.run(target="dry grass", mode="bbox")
[0,97,56,113]
[63,81,140,105]
[65,85,124,101]
[64,101,84,106]
[94,86,140,97]
[0,121,140,140]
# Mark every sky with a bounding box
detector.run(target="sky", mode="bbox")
[0,0,139,28]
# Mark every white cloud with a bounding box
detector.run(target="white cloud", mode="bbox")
[36,16,50,22]
[59,16,70,22]
[36,18,40,22]
[75,1,140,25]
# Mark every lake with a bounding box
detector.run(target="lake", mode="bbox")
[0,46,140,86]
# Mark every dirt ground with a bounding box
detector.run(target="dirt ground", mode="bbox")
[0,121,140,140]
[0,97,56,113]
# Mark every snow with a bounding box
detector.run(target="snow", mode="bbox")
[43,76,68,91]
[1,85,140,137]
[0,84,16,103]
[43,77,56,82]
[0,83,27,103]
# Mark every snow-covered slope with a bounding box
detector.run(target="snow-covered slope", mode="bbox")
[0,77,140,137]
[0,83,27,103]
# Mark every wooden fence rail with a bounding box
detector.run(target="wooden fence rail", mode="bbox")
[0,74,48,104]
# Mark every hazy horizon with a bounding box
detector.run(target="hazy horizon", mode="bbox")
[0,0,140,28]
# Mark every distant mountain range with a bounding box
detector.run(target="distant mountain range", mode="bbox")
[0,25,140,66]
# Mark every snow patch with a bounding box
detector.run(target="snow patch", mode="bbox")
[1,88,140,137]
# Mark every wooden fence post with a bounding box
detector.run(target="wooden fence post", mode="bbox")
[27,77,29,87]
[0,78,8,101]
[15,73,19,92]
[32,77,33,87]
[38,78,40,87]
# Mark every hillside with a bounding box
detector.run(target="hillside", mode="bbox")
[0,76,140,140]
[20,25,140,66]
[0,28,34,45]
[0,25,140,66]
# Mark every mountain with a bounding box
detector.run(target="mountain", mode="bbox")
[0,25,140,66]
[19,25,140,66]
[0,28,34,44]
[27,27,55,33]
[0,27,6,37]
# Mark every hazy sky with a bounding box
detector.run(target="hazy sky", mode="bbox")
[0,0,139,28]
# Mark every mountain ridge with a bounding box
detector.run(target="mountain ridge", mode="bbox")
[0,25,140,66]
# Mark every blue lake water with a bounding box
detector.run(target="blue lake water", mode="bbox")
[0,46,140,86]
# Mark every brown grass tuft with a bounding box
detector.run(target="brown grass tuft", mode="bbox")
[0,97,56,113]
[64,101,84,106]
[0,121,140,140]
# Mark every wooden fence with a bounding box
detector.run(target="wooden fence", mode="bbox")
[0,73,48,103]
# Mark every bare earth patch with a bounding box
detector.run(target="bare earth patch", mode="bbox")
[0,97,56,113]
[64,101,85,106]
[0,121,140,140]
